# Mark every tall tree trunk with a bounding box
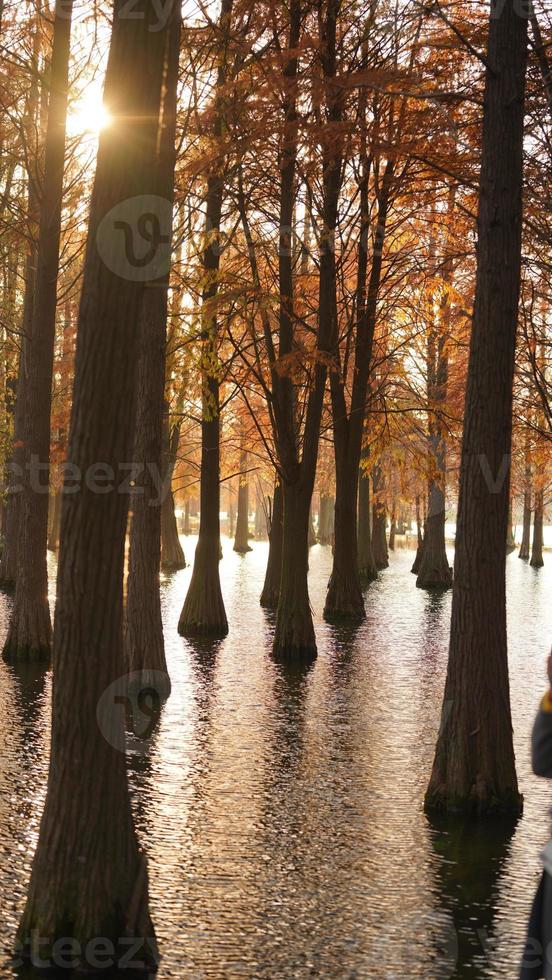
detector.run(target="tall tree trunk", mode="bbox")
[47,490,61,553]
[124,13,181,701]
[518,444,531,560]
[234,444,251,553]
[325,458,364,619]
[506,502,516,554]
[274,481,315,660]
[318,492,334,545]
[178,0,233,639]
[388,500,397,551]
[183,499,191,535]
[260,481,283,608]
[160,419,185,572]
[358,465,377,581]
[3,1,74,662]
[0,21,41,592]
[371,466,388,570]
[426,0,527,815]
[530,488,544,568]
[411,493,425,574]
[17,2,168,965]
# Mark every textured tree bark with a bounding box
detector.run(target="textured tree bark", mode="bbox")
[273,482,316,660]
[125,14,181,702]
[234,445,251,553]
[358,467,377,581]
[325,461,364,620]
[426,0,527,815]
[530,488,544,568]
[3,2,74,662]
[17,1,168,966]
[0,18,41,593]
[260,482,283,608]
[178,0,233,638]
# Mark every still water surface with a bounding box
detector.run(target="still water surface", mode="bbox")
[0,540,551,978]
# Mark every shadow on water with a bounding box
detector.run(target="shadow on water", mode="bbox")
[427,812,518,978]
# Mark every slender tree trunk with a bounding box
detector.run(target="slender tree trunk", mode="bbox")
[178,0,233,638]
[124,13,180,701]
[17,2,168,964]
[426,0,527,815]
[160,419,185,572]
[519,442,531,560]
[3,1,74,662]
[371,466,388,570]
[358,466,377,581]
[506,502,516,554]
[530,488,544,568]
[47,490,61,553]
[227,483,235,537]
[308,507,317,547]
[260,481,283,608]
[411,493,425,573]
[388,500,397,551]
[318,493,334,545]
[234,445,251,553]
[184,499,191,535]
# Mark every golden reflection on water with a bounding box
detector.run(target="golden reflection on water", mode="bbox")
[0,539,551,977]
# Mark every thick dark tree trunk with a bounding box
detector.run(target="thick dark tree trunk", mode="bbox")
[426,0,527,815]
[0,24,40,594]
[273,483,316,661]
[325,461,364,620]
[47,491,61,553]
[17,3,168,965]
[0,337,28,589]
[358,466,377,581]
[160,421,185,572]
[260,481,283,608]
[530,488,544,568]
[124,15,180,702]
[318,493,334,545]
[3,2,74,662]
[234,447,251,553]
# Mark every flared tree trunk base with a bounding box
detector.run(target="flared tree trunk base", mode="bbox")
[424,782,523,817]
[518,544,529,560]
[530,555,544,569]
[18,848,158,974]
[411,542,424,575]
[324,568,366,622]
[233,540,252,554]
[127,668,171,702]
[416,555,453,591]
[260,578,279,609]
[179,544,228,638]
[2,601,52,664]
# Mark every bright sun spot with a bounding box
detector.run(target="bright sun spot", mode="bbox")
[68,92,111,137]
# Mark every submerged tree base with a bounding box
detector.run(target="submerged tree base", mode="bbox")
[324,570,365,623]
[127,669,171,702]
[416,565,453,591]
[424,783,523,818]
[2,604,52,664]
